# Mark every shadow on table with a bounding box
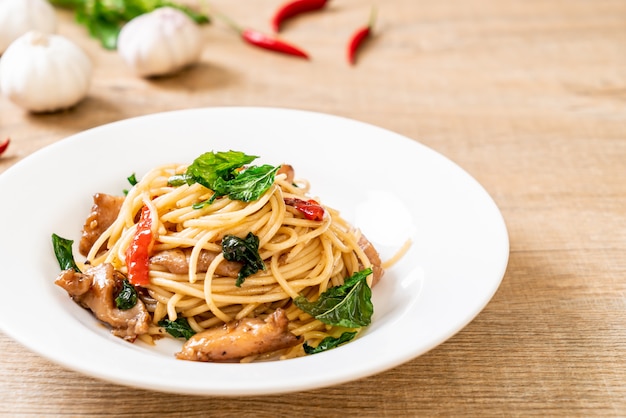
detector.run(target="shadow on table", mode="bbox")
[145,61,238,92]
[22,60,238,132]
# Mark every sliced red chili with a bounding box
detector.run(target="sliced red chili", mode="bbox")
[347,6,377,65]
[125,206,154,286]
[285,198,325,221]
[271,0,329,32]
[0,137,10,156]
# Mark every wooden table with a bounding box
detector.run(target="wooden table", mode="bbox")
[1,0,625,415]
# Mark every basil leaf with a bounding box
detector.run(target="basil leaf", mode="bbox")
[222,232,265,287]
[303,331,357,355]
[51,233,81,272]
[124,172,138,195]
[167,174,189,187]
[127,173,137,186]
[214,164,280,202]
[115,279,138,310]
[158,317,196,340]
[186,150,257,190]
[183,151,279,204]
[294,268,373,328]
[77,12,120,50]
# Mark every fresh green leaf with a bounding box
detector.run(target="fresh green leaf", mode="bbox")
[186,150,257,190]
[180,151,279,205]
[51,233,81,272]
[167,174,189,187]
[49,0,83,7]
[294,268,374,328]
[77,11,121,49]
[221,232,265,287]
[115,279,138,310]
[158,317,196,340]
[303,331,357,355]
[124,172,138,195]
[127,173,138,186]
[213,164,280,202]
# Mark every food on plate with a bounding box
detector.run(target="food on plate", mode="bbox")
[53,150,384,362]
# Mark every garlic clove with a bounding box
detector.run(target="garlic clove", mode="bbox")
[0,0,57,54]
[0,31,92,113]
[118,7,203,77]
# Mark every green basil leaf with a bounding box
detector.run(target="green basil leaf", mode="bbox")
[158,317,196,340]
[183,151,279,205]
[124,172,138,195]
[294,268,373,328]
[51,233,81,272]
[167,174,190,187]
[222,232,265,287]
[186,150,257,190]
[115,279,138,310]
[49,0,83,7]
[84,15,121,49]
[127,173,137,186]
[215,164,279,202]
[171,151,280,204]
[303,331,358,355]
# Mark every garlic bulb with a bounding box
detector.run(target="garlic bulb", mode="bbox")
[0,31,92,113]
[118,7,203,77]
[0,0,57,54]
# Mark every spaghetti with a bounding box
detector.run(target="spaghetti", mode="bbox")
[55,151,387,362]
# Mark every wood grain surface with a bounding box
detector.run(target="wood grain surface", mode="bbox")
[1,0,625,416]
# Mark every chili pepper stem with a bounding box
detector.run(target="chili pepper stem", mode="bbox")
[207,6,245,35]
[347,5,378,65]
[368,5,378,30]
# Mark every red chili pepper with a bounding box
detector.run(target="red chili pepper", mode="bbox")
[242,28,309,59]
[285,198,325,221]
[214,8,309,59]
[272,0,329,32]
[347,6,377,65]
[0,137,10,156]
[125,206,154,286]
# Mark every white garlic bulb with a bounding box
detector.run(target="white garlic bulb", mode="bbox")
[0,0,57,54]
[117,7,203,77]
[0,31,92,112]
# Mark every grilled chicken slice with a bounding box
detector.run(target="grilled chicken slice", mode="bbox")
[358,234,384,286]
[79,193,125,256]
[176,308,301,362]
[150,248,242,277]
[55,263,150,341]
[277,164,295,183]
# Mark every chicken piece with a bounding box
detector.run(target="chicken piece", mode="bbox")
[358,234,384,287]
[176,308,301,362]
[79,193,125,256]
[150,248,242,277]
[55,263,150,341]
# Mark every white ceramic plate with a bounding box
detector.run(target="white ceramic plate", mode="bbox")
[0,107,508,396]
